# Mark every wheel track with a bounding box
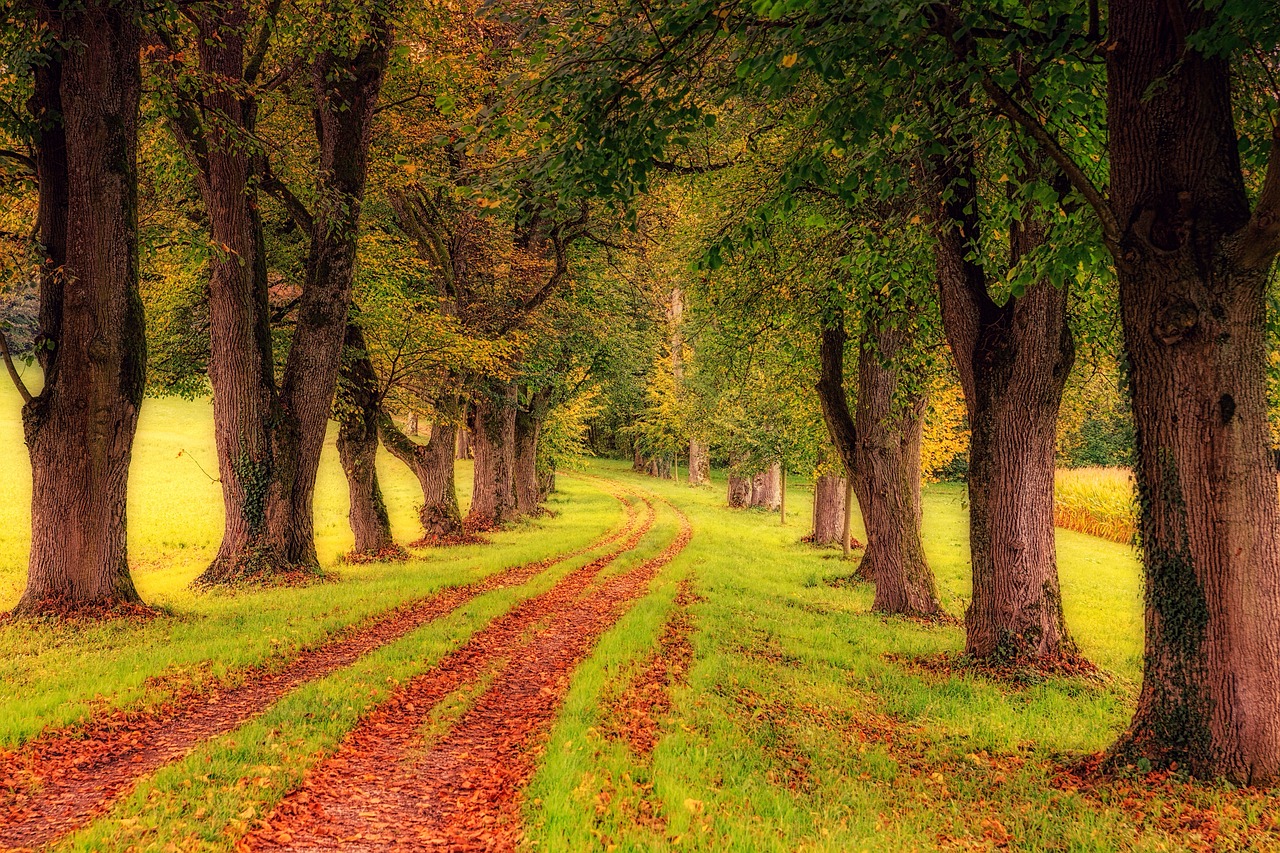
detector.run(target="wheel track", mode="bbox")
[0,483,644,852]
[247,487,692,852]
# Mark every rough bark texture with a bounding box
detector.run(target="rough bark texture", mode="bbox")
[379,412,463,539]
[853,318,939,617]
[930,139,1075,658]
[750,464,781,510]
[336,323,394,556]
[469,383,519,526]
[514,388,550,515]
[727,471,752,508]
[1105,0,1280,783]
[455,427,471,460]
[15,3,146,616]
[811,473,847,546]
[817,318,940,617]
[253,22,392,573]
[688,439,710,486]
[171,2,280,581]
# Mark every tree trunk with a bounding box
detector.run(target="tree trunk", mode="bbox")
[779,468,786,524]
[727,472,752,508]
[853,315,939,617]
[1103,0,1280,783]
[688,439,710,486]
[514,388,550,514]
[842,478,856,558]
[165,3,282,583]
[16,2,145,615]
[407,412,418,436]
[455,426,471,460]
[379,411,463,540]
[336,323,395,556]
[257,23,392,572]
[811,473,846,546]
[930,133,1075,658]
[817,314,940,617]
[469,382,518,526]
[750,464,781,510]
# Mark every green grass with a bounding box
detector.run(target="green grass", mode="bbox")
[0,385,625,747]
[8,391,1266,852]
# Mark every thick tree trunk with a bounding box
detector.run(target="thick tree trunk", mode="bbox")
[182,6,281,580]
[16,3,145,615]
[336,323,395,556]
[727,471,752,508]
[853,315,939,617]
[750,464,781,510]
[256,23,392,572]
[1104,0,1280,783]
[811,473,846,546]
[688,439,710,486]
[379,411,463,540]
[469,382,519,526]
[930,136,1075,657]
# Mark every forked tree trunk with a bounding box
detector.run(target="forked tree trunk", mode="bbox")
[811,472,846,546]
[336,323,394,556]
[169,1,281,582]
[15,2,145,615]
[1103,0,1280,783]
[253,22,392,574]
[817,315,940,617]
[688,439,711,486]
[379,413,463,539]
[930,138,1075,657]
[469,383,519,526]
[853,316,939,617]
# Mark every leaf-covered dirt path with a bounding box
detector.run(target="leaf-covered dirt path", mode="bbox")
[244,497,692,852]
[0,484,646,852]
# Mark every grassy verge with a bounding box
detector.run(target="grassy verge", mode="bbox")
[524,461,1273,852]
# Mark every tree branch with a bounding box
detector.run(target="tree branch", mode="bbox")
[1236,121,1280,269]
[258,160,314,233]
[0,329,33,404]
[815,318,857,478]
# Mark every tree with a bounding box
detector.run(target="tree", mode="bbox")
[13,1,147,615]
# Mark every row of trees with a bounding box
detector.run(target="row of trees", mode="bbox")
[0,2,620,609]
[513,0,1280,784]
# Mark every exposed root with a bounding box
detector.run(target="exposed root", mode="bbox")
[4,597,161,623]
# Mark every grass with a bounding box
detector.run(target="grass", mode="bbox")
[0,384,625,747]
[1055,466,1138,545]
[8,392,1271,851]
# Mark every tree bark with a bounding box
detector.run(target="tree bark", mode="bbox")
[407,412,418,436]
[688,439,711,486]
[853,315,939,617]
[379,411,463,540]
[15,2,146,616]
[255,21,393,572]
[842,478,856,559]
[811,472,847,546]
[930,136,1075,657]
[336,323,395,556]
[817,315,940,616]
[1103,0,1280,783]
[727,469,752,508]
[170,3,282,580]
[514,388,550,514]
[468,382,519,526]
[750,464,781,510]
[455,427,471,460]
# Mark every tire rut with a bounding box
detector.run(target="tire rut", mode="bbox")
[0,485,643,852]
[247,490,691,853]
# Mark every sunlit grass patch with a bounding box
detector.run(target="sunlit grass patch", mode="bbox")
[1054,466,1137,545]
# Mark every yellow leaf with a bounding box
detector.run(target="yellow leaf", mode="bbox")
[781,53,798,68]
